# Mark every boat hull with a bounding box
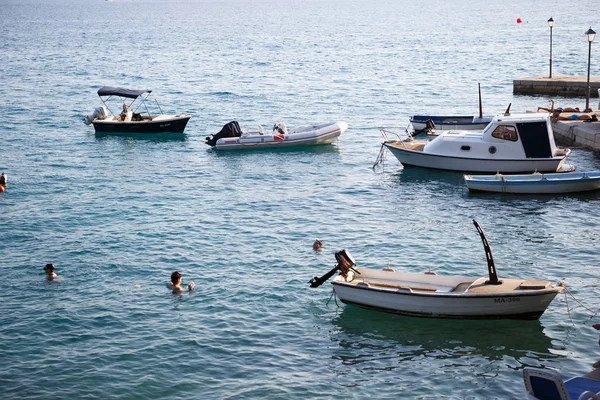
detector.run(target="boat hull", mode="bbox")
[92,115,191,134]
[383,143,566,173]
[214,121,348,150]
[332,281,561,320]
[464,171,600,194]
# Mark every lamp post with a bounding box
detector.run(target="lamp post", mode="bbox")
[585,27,596,112]
[548,18,554,78]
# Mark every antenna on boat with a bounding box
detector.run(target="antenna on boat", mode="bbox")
[504,103,512,116]
[472,220,502,285]
[478,83,483,119]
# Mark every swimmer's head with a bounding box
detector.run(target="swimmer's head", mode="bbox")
[313,240,323,251]
[171,271,182,285]
[44,263,55,274]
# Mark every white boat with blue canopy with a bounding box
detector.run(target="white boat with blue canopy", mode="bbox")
[464,171,600,194]
[83,86,191,134]
[382,111,571,173]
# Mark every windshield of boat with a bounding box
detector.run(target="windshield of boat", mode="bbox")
[99,93,163,117]
[491,125,518,142]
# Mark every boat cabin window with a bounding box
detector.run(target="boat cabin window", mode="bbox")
[491,125,518,141]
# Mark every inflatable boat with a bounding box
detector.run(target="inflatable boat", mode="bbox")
[205,121,348,150]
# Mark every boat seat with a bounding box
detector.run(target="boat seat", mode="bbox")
[361,279,452,293]
[450,282,474,293]
[519,280,551,290]
[523,367,600,400]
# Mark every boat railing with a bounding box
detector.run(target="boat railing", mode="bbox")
[380,127,415,145]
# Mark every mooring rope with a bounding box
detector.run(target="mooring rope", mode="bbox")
[326,288,340,308]
[564,285,597,315]
[564,285,574,325]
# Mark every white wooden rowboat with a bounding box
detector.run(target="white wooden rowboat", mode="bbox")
[309,221,563,320]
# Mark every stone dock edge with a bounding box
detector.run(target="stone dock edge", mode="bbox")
[514,76,600,97]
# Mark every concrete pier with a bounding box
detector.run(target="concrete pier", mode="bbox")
[514,76,600,97]
[552,118,600,151]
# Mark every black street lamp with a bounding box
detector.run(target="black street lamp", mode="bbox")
[548,18,554,78]
[585,27,596,112]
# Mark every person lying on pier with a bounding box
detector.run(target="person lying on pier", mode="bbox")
[551,108,598,122]
[537,100,555,113]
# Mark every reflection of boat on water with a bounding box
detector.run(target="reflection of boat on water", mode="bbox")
[330,306,557,361]
[94,131,187,142]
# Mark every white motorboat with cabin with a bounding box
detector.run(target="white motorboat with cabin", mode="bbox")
[464,171,600,194]
[382,110,571,173]
[205,121,348,150]
[83,87,191,134]
[309,221,564,320]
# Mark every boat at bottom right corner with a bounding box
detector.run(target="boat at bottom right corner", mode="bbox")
[464,171,600,194]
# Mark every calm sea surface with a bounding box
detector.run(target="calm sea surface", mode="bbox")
[1,0,600,398]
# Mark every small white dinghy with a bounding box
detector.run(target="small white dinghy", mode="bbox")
[309,220,564,320]
[205,121,348,150]
[464,171,600,194]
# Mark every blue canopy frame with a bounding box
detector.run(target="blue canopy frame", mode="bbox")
[97,86,152,99]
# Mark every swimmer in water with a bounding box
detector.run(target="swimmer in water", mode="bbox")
[168,271,195,294]
[44,263,58,280]
[313,240,323,251]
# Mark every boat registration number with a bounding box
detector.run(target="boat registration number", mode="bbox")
[494,297,520,303]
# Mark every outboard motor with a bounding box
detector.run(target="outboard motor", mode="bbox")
[205,121,242,147]
[83,106,108,125]
[273,121,287,135]
[309,250,359,288]
[425,119,436,133]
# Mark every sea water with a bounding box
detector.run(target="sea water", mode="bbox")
[1,0,600,398]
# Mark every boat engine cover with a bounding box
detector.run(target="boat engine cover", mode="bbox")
[206,121,242,146]
[335,250,356,270]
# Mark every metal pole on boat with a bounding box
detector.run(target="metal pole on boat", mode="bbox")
[548,18,554,78]
[472,220,502,285]
[478,83,483,119]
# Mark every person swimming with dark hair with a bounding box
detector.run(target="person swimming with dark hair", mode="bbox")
[313,240,323,251]
[168,271,195,294]
[44,263,58,280]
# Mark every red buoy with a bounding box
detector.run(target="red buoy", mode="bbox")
[0,186,5,193]
[516,18,522,23]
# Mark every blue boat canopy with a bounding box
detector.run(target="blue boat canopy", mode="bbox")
[97,86,152,99]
